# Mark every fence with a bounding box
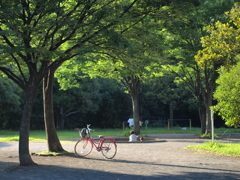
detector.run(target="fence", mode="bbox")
[123,119,192,131]
[167,119,192,131]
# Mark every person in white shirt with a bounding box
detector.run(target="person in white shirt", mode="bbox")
[128,117,134,129]
[129,130,137,142]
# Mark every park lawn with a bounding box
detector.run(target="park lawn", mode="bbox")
[0,126,239,141]
[0,127,209,141]
[0,129,125,142]
[187,141,240,157]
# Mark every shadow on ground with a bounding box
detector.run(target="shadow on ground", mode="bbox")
[1,159,239,180]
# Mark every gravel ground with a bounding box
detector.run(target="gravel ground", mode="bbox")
[0,133,240,180]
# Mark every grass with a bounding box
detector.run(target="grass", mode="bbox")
[187,141,240,157]
[31,150,70,156]
[200,133,219,139]
[0,127,239,142]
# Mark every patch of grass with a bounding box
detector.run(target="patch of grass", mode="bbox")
[200,133,219,139]
[0,127,239,142]
[214,128,240,133]
[0,136,19,141]
[187,141,240,157]
[31,150,71,156]
[0,130,19,141]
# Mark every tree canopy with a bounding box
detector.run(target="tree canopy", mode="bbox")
[0,0,157,165]
[194,2,240,129]
[195,2,240,68]
[2,0,239,165]
[213,62,240,128]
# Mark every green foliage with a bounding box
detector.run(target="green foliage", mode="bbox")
[195,2,240,68]
[142,72,197,120]
[53,77,131,129]
[194,3,240,128]
[1,0,237,132]
[0,0,157,132]
[213,62,240,127]
[187,141,240,157]
[0,76,22,129]
[210,3,240,128]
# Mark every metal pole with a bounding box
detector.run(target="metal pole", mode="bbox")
[211,110,214,142]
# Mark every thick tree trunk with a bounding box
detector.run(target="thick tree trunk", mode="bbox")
[43,69,64,152]
[200,109,206,135]
[19,78,38,166]
[196,96,206,134]
[122,75,141,134]
[195,65,218,135]
[128,77,141,135]
[203,70,218,134]
[131,89,140,135]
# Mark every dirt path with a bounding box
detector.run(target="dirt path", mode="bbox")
[1,134,240,180]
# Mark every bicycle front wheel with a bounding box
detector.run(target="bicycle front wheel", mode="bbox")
[74,139,93,157]
[100,139,117,159]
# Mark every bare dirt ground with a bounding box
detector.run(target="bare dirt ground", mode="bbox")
[0,133,240,180]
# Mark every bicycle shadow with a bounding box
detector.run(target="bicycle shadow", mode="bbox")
[1,161,239,180]
[66,152,240,174]
[80,155,240,174]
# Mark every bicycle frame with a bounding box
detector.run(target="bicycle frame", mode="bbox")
[84,136,105,151]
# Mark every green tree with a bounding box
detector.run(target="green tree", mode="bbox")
[213,62,240,127]
[54,76,131,129]
[195,2,240,133]
[54,76,101,129]
[0,76,22,129]
[77,32,163,134]
[0,0,143,165]
[145,72,192,125]
[160,0,236,134]
[56,0,201,134]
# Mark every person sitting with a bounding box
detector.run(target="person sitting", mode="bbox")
[129,130,137,142]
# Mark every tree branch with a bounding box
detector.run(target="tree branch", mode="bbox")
[0,67,26,90]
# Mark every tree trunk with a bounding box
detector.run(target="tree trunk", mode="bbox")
[43,69,64,152]
[129,78,141,135]
[19,78,38,166]
[200,109,206,135]
[196,95,206,134]
[131,90,140,134]
[203,70,218,134]
[122,76,141,134]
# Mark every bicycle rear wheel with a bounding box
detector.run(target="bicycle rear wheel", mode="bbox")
[100,139,117,159]
[74,139,93,157]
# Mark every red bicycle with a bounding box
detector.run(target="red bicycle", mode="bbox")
[74,124,117,159]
